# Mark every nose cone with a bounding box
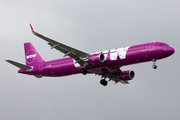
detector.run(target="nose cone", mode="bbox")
[168,47,175,56]
[163,47,175,57]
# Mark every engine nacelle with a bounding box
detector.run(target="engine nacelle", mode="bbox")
[88,53,106,64]
[119,70,135,81]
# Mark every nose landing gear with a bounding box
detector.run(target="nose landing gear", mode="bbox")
[152,65,157,69]
[152,59,157,69]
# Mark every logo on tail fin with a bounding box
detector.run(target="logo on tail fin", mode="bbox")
[26,49,37,64]
[26,54,36,59]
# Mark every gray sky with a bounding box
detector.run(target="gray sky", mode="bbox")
[1,0,180,120]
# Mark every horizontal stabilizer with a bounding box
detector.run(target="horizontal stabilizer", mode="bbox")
[6,60,32,70]
[34,75,42,78]
[121,80,129,84]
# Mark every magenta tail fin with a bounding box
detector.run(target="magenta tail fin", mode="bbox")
[24,42,44,66]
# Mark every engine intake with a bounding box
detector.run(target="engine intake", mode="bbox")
[119,70,135,81]
[88,53,106,64]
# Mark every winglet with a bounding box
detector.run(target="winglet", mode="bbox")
[29,24,36,34]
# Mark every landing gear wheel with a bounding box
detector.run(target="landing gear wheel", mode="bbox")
[100,79,108,86]
[152,65,157,69]
[80,68,87,75]
[152,59,157,69]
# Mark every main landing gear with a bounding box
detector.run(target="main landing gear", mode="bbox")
[100,73,108,86]
[80,68,87,75]
[152,59,157,69]
[80,68,108,86]
[100,79,108,86]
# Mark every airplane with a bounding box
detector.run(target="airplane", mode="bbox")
[6,24,175,86]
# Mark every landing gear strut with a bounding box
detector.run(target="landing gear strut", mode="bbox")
[100,72,108,86]
[152,59,157,69]
[80,68,87,75]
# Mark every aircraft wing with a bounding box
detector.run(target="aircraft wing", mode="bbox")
[30,24,89,66]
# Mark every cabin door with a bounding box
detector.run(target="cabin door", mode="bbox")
[38,62,44,71]
[149,42,156,50]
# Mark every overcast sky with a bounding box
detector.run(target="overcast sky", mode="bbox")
[1,0,180,120]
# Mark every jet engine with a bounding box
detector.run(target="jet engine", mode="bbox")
[88,53,106,64]
[119,70,135,81]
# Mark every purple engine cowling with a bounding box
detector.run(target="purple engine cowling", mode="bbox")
[119,70,135,81]
[88,53,106,64]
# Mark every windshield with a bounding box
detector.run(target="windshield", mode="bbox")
[159,44,169,46]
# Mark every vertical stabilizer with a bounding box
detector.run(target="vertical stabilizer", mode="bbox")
[24,42,44,66]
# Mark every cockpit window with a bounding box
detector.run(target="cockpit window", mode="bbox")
[159,44,169,46]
